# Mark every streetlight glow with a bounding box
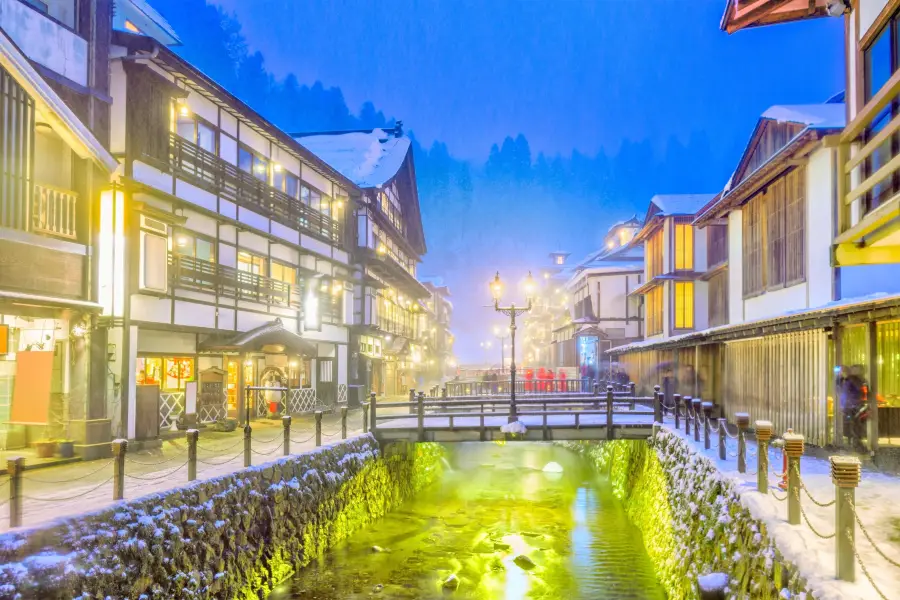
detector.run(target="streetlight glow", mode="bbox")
[490,271,503,301]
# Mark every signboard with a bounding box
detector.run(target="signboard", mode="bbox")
[0,324,7,354]
[10,350,53,425]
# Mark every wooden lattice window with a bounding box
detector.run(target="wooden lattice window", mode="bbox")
[785,167,806,285]
[767,177,786,289]
[742,194,765,297]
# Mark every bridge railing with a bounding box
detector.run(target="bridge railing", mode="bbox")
[444,378,598,397]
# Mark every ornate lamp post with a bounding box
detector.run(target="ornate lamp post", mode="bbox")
[490,271,536,423]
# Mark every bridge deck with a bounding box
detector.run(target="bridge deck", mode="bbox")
[371,392,657,443]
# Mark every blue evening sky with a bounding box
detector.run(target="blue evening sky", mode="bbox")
[212,0,844,161]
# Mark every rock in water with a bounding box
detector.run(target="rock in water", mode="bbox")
[513,555,536,570]
[372,583,384,593]
[542,462,564,473]
[371,545,390,553]
[442,574,460,591]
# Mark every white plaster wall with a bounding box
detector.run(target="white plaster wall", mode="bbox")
[694,224,708,271]
[271,222,300,245]
[239,126,269,158]
[133,161,173,195]
[0,0,87,85]
[219,199,237,221]
[271,146,300,175]
[301,165,332,196]
[860,0,889,42]
[744,283,808,321]
[183,209,218,238]
[137,329,196,354]
[848,7,859,118]
[237,310,271,332]
[807,146,836,307]
[218,243,236,268]
[220,112,237,137]
[237,207,268,233]
[727,210,744,325]
[175,179,217,213]
[270,243,299,265]
[338,344,348,386]
[130,294,171,324]
[217,307,235,330]
[219,224,237,245]
[126,325,138,439]
[219,134,238,166]
[303,325,349,344]
[109,61,127,155]
[174,301,216,329]
[302,235,333,257]
[238,230,269,255]
[694,280,709,331]
[187,92,218,128]
[662,219,673,273]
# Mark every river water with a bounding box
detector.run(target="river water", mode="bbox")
[270,442,665,599]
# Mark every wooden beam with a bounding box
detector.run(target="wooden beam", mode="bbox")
[845,111,900,175]
[842,68,900,143]
[866,321,878,454]
[833,241,900,266]
[730,0,795,30]
[845,151,900,205]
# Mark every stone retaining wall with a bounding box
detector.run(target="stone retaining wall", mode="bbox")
[0,435,443,599]
[568,429,812,599]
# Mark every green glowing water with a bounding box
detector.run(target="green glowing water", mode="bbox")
[270,442,664,599]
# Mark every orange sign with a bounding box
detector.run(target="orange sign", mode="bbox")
[10,350,53,425]
[0,324,7,354]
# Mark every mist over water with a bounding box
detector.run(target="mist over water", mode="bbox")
[271,443,663,599]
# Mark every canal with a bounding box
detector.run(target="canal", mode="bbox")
[270,442,665,599]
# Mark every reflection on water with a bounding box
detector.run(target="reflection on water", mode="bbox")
[271,443,664,599]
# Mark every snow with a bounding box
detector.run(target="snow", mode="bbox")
[658,420,900,600]
[762,104,846,129]
[697,572,729,591]
[296,129,410,188]
[650,194,718,217]
[500,421,528,435]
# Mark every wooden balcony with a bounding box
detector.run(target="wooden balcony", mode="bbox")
[32,183,77,240]
[165,134,344,246]
[837,69,900,266]
[168,253,301,308]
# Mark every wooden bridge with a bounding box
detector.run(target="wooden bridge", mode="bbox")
[368,384,657,444]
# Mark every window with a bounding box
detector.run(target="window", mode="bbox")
[646,285,663,337]
[175,111,217,154]
[555,255,564,265]
[674,281,694,330]
[124,19,141,33]
[274,168,299,199]
[647,229,664,278]
[863,18,900,212]
[237,251,266,275]
[238,146,269,182]
[174,231,215,262]
[135,356,195,391]
[709,272,728,328]
[674,223,693,271]
[767,177,786,288]
[270,261,296,286]
[785,168,806,284]
[742,193,765,297]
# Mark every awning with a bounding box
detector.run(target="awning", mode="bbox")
[199,318,318,355]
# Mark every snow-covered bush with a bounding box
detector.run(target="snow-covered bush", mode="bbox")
[0,436,444,599]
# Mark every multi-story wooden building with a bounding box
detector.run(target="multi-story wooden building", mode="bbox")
[106,19,360,438]
[0,0,118,455]
[297,126,430,398]
[630,195,715,340]
[421,279,455,383]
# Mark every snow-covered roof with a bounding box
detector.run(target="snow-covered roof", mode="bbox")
[761,103,846,130]
[114,0,181,46]
[650,194,717,217]
[295,129,411,189]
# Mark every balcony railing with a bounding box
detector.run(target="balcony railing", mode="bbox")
[839,68,900,241]
[165,134,343,245]
[376,317,416,339]
[168,253,301,308]
[32,183,78,240]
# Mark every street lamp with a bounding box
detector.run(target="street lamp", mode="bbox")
[490,270,536,423]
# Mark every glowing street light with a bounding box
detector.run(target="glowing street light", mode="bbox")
[488,271,536,423]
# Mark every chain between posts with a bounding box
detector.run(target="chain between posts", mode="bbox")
[847,529,891,600]
[770,488,787,502]
[848,499,900,569]
[795,465,836,508]
[794,488,835,539]
[123,461,190,481]
[250,441,285,456]
[196,450,246,467]
[22,476,115,503]
[21,459,114,483]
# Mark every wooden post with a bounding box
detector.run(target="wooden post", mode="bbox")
[684,396,693,436]
[112,439,127,500]
[866,321,878,454]
[315,411,323,446]
[341,406,348,439]
[736,413,750,474]
[283,415,292,455]
[369,392,377,433]
[653,386,662,423]
[784,431,804,526]
[718,418,727,460]
[663,376,673,418]
[362,401,369,434]
[243,424,251,468]
[694,344,701,398]
[692,398,702,443]
[442,386,448,399]
[702,402,713,450]
[674,394,682,430]
[408,388,416,416]
[833,324,844,448]
[831,455,861,582]
[755,421,773,494]
[417,392,425,442]
[593,382,600,409]
[186,429,198,482]
[606,386,614,441]
[7,457,22,528]
[629,381,636,410]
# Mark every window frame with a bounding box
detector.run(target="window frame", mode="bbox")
[238,144,270,183]
[673,281,694,330]
[673,222,694,271]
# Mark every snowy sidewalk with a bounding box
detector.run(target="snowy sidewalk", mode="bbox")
[0,409,366,532]
[659,415,900,599]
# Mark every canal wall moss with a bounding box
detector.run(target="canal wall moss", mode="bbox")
[568,429,812,600]
[0,435,443,600]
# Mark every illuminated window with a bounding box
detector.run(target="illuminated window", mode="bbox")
[647,230,663,278]
[646,286,663,337]
[124,20,142,33]
[674,224,693,271]
[270,261,296,286]
[238,146,269,182]
[237,251,266,275]
[555,255,564,265]
[135,356,194,391]
[674,281,694,329]
[175,232,215,262]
